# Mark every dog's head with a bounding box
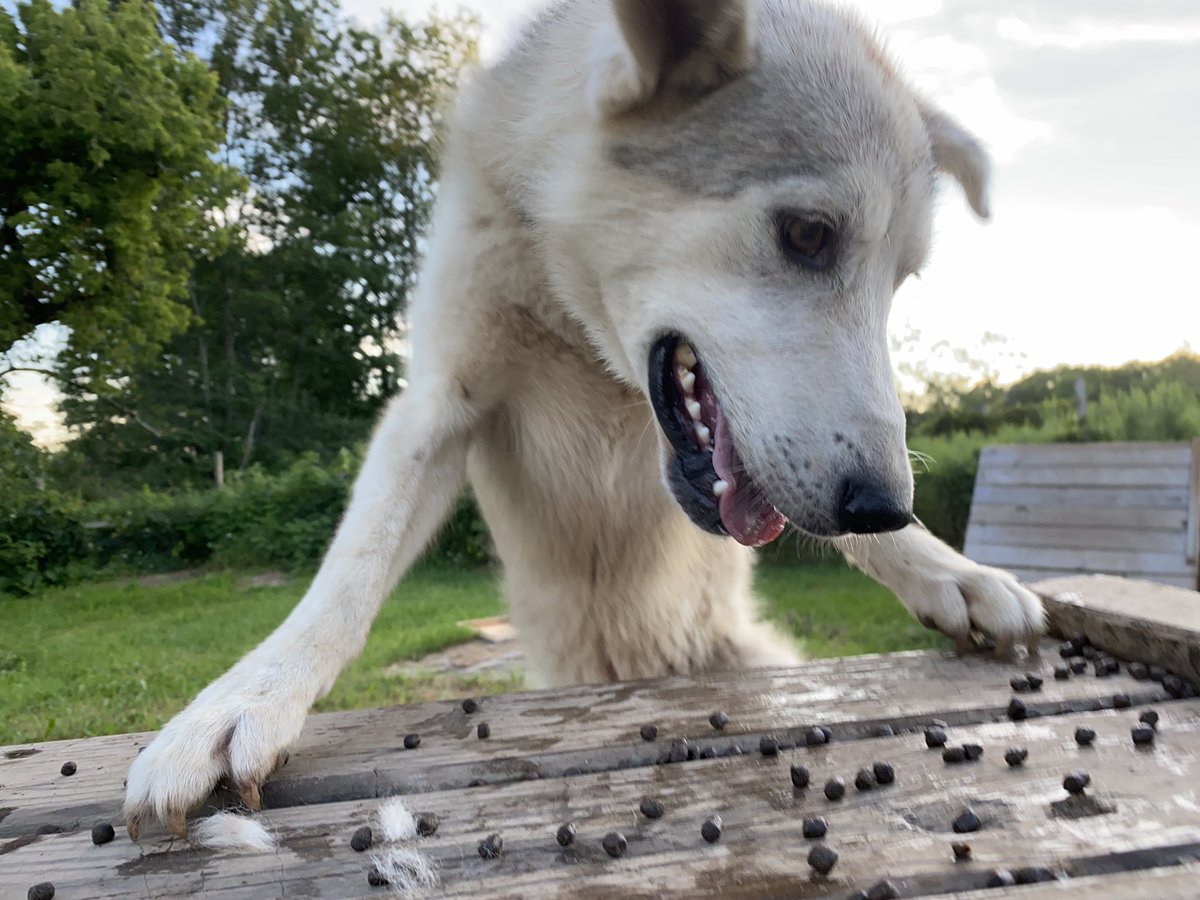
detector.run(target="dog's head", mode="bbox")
[540,0,990,544]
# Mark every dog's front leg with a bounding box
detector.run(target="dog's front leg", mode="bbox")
[832,521,1045,653]
[123,382,478,838]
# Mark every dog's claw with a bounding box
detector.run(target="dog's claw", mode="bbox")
[126,815,141,843]
[239,780,262,811]
[165,809,188,839]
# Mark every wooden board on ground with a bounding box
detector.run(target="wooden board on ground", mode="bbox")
[3,576,1200,898]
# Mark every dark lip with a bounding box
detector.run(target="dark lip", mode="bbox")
[647,334,726,537]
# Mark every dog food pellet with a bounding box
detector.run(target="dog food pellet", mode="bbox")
[462,698,479,713]
[1082,645,1097,659]
[760,736,780,756]
[709,710,729,730]
[1063,772,1091,794]
[416,814,439,837]
[640,724,658,742]
[824,778,846,801]
[1075,727,1096,746]
[403,734,421,750]
[1070,659,1088,675]
[1139,710,1160,728]
[854,768,876,791]
[367,866,389,886]
[1093,660,1109,678]
[1004,747,1029,767]
[1015,867,1057,884]
[952,841,972,861]
[1113,692,1132,709]
[1026,673,1044,691]
[91,822,115,846]
[1164,675,1185,697]
[867,881,900,900]
[556,823,576,846]
[873,762,895,785]
[790,764,811,788]
[925,727,948,748]
[1149,665,1168,681]
[963,743,984,761]
[952,808,981,833]
[1007,698,1027,720]
[987,870,1017,887]
[1053,665,1070,680]
[1105,658,1120,674]
[1132,725,1156,746]
[701,816,722,843]
[602,831,627,857]
[801,816,827,839]
[478,833,503,859]
[807,843,838,875]
[1128,662,1150,680]
[942,746,967,764]
[59,762,76,777]
[351,826,373,852]
[806,727,831,746]
[27,885,55,900]
[640,797,665,819]
[1010,676,1031,693]
[477,723,490,739]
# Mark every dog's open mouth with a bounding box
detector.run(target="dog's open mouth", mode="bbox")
[648,335,787,548]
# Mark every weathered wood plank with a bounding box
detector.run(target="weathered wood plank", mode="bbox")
[948,863,1200,899]
[4,700,1199,898]
[0,651,1176,840]
[977,465,1188,489]
[968,504,1188,532]
[966,544,1193,578]
[971,485,1189,510]
[966,524,1188,554]
[979,443,1193,468]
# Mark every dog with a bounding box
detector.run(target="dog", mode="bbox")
[123,0,1045,837]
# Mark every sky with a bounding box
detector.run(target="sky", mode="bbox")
[5,0,1199,445]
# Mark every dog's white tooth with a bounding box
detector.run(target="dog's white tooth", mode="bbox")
[695,424,710,445]
[679,370,696,393]
[712,480,729,497]
[675,344,697,369]
[686,399,702,421]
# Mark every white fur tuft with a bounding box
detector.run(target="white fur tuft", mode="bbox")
[190,812,278,852]
[377,796,418,842]
[369,847,440,894]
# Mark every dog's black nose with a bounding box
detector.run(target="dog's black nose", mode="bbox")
[837,479,913,534]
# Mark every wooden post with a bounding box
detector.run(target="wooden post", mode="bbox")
[1075,375,1087,422]
[214,449,225,489]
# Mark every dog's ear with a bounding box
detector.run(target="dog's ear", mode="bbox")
[922,106,991,220]
[586,0,757,118]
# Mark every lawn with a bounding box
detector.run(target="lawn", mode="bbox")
[0,561,949,746]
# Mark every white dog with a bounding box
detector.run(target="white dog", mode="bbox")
[124,0,1044,838]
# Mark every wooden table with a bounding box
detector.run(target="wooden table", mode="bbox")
[3,575,1200,898]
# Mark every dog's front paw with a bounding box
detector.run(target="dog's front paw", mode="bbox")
[902,561,1045,655]
[123,667,309,840]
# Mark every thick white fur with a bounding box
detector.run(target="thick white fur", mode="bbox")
[190,812,278,852]
[124,0,1044,836]
[369,848,441,894]
[377,797,419,843]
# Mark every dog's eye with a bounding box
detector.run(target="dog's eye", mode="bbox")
[779,215,837,271]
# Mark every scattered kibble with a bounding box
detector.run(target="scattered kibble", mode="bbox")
[790,764,811,789]
[1063,772,1091,794]
[1093,660,1109,678]
[866,880,900,900]
[640,724,658,742]
[952,841,972,861]
[556,822,576,846]
[806,727,831,746]
[462,698,479,714]
[807,843,838,875]
[403,734,421,750]
[1164,675,1185,698]
[1007,698,1027,721]
[1128,662,1150,680]
[59,762,76,777]
[1004,747,1028,767]
[1070,659,1088,675]
[27,886,54,900]
[987,870,1017,887]
[760,736,780,756]
[1149,665,1168,682]
[854,768,876,792]
[639,797,664,819]
[942,746,967,764]
[1132,725,1156,747]
[1104,658,1120,675]
[1053,665,1070,681]
[925,727,948,748]
[709,710,729,730]
[701,816,722,843]
[477,723,491,740]
[367,867,389,887]
[1081,645,1097,660]
[416,814,439,837]
[952,808,981,834]
[801,816,827,839]
[824,778,846,801]
[602,831,627,858]
[1015,867,1057,884]
[1139,710,1160,728]
[1010,676,1031,693]
[91,822,115,846]
[1113,693,1132,709]
[873,762,895,785]
[478,833,503,859]
[1026,673,1044,691]
[963,743,984,761]
[351,826,373,852]
[1075,727,1096,746]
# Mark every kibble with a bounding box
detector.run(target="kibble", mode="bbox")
[1082,645,1098,659]
[1053,665,1070,681]
[709,710,730,730]
[367,867,389,887]
[1149,665,1168,681]
[867,881,900,900]
[1070,659,1088,675]
[462,697,479,713]
[824,777,846,801]
[873,761,895,785]
[1164,675,1185,697]
[556,822,576,846]
[639,797,665,819]
[477,722,491,740]
[27,886,54,900]
[1139,710,1160,728]
[952,808,981,833]
[1026,673,1044,691]
[91,822,115,846]
[987,870,1017,887]
[1010,676,1031,693]
[942,746,967,764]
[760,736,780,756]
[403,733,421,750]
[640,723,658,742]
[790,764,811,789]
[351,825,373,852]
[701,816,722,843]
[801,816,827,839]
[1104,658,1120,675]
[478,833,503,859]
[59,762,76,777]
[1113,692,1132,709]
[416,814,439,837]
[1063,772,1091,794]
[963,743,984,761]
[806,726,831,746]
[952,841,972,861]
[1132,725,1156,746]
[1093,660,1109,678]
[854,768,877,791]
[1004,747,1028,767]
[1007,698,1027,721]
[602,831,627,858]
[1128,662,1150,680]
[1015,867,1057,884]
[925,727,948,748]
[1075,727,1096,746]
[807,843,838,875]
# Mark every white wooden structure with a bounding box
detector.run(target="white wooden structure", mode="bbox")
[964,440,1200,590]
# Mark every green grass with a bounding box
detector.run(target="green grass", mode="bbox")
[0,560,948,746]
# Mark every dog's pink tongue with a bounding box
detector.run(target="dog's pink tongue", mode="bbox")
[712,410,786,548]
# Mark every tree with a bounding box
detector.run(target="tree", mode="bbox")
[0,0,235,384]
